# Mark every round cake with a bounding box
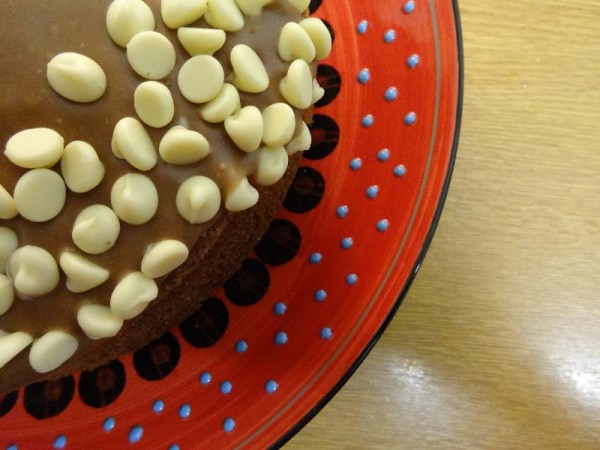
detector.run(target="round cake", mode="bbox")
[0,0,330,393]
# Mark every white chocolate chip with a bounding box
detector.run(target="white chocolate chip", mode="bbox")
[77,304,124,340]
[159,126,210,164]
[110,272,158,320]
[278,22,316,63]
[72,205,121,255]
[134,81,175,128]
[312,78,325,103]
[7,246,60,296]
[262,103,296,147]
[205,0,244,32]
[59,252,110,293]
[141,239,189,278]
[254,145,289,186]
[13,169,66,222]
[176,176,221,224]
[61,141,105,193]
[0,332,32,370]
[286,120,312,154]
[161,0,208,28]
[286,0,310,13]
[225,177,259,212]
[29,331,78,373]
[112,117,158,171]
[235,0,273,16]
[111,173,159,225]
[0,274,14,316]
[300,18,332,61]
[0,227,18,274]
[280,59,313,109]
[231,45,270,93]
[0,184,17,220]
[106,0,156,47]
[224,106,264,152]
[5,128,64,169]
[47,53,107,103]
[178,27,226,56]
[200,83,241,124]
[178,55,224,103]
[127,31,176,80]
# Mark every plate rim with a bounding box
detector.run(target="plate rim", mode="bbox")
[271,0,464,447]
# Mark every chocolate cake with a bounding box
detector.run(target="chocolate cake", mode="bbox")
[0,0,331,393]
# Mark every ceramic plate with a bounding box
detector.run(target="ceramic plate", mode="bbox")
[0,0,462,448]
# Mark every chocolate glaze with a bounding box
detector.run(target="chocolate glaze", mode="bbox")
[0,0,308,379]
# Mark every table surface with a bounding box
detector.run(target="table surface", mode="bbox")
[287,0,600,448]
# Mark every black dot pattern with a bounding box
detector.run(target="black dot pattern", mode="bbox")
[224,259,270,307]
[320,19,335,45]
[255,219,302,266]
[23,376,75,420]
[304,115,340,160]
[309,0,322,14]
[133,332,181,382]
[284,166,325,214]
[0,391,18,418]
[0,1,344,424]
[79,360,126,408]
[315,65,341,107]
[180,297,230,348]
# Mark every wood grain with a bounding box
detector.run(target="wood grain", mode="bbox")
[286,0,600,448]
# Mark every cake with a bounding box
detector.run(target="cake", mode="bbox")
[0,0,331,393]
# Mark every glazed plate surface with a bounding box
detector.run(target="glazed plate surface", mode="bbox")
[0,0,462,448]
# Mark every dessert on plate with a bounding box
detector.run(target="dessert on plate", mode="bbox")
[0,0,331,393]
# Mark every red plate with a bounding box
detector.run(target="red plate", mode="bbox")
[0,0,462,448]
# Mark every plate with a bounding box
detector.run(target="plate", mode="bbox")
[0,0,462,448]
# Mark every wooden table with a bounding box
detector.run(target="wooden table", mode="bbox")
[287,0,600,448]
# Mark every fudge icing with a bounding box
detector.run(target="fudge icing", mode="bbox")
[0,0,329,381]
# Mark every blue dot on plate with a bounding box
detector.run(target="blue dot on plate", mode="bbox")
[223,418,236,433]
[53,436,66,449]
[404,0,415,14]
[384,29,396,43]
[128,426,144,444]
[377,219,390,232]
[341,237,354,250]
[273,302,287,316]
[357,20,368,34]
[384,87,398,102]
[320,327,333,340]
[366,185,379,199]
[169,445,180,450]
[220,381,233,395]
[394,165,407,177]
[153,399,165,414]
[103,417,116,433]
[265,380,279,394]
[349,158,362,170]
[361,115,374,128]
[404,112,417,126]
[179,404,192,419]
[336,205,349,218]
[200,371,212,385]
[408,54,420,68]
[377,148,390,162]
[309,253,322,264]
[357,68,370,84]
[346,274,358,286]
[235,340,248,353]
[274,331,288,346]
[6,445,17,450]
[314,289,327,302]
